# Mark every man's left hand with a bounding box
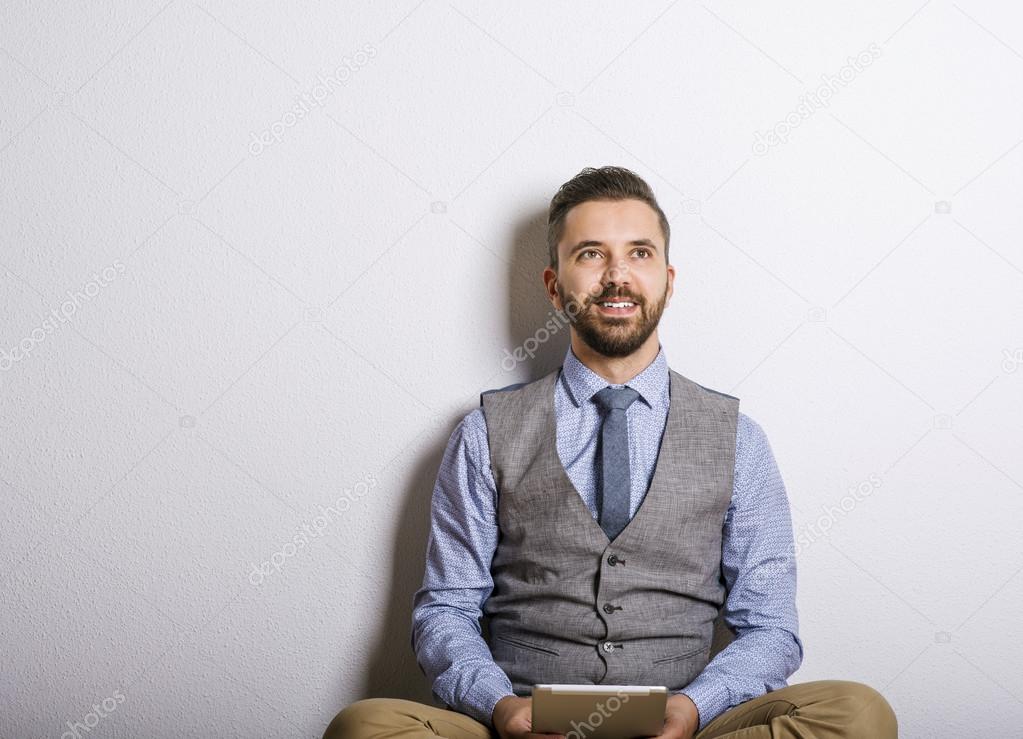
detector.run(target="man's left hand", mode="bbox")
[651,693,700,739]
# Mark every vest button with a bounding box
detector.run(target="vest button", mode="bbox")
[607,554,618,566]
[602,603,615,614]
[602,641,615,653]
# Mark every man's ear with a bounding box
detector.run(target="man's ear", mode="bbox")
[543,266,560,308]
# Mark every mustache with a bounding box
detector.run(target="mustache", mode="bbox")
[590,293,642,304]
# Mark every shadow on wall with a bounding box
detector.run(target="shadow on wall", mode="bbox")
[338,205,734,708]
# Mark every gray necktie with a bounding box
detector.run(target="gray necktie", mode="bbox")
[593,386,641,540]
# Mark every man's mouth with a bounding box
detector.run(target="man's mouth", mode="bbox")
[594,299,639,316]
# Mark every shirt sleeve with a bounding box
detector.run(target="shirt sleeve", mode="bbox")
[410,407,515,726]
[676,412,804,731]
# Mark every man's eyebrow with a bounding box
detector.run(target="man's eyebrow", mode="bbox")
[568,239,659,256]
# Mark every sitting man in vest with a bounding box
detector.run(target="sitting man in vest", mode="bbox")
[323,166,898,738]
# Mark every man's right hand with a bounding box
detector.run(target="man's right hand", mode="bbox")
[492,695,565,739]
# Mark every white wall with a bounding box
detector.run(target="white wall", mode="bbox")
[2,2,1022,737]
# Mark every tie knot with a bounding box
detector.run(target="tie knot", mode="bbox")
[593,385,641,412]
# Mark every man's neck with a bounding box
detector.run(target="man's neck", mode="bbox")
[569,332,661,385]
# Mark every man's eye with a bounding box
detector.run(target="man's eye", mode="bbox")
[634,249,650,258]
[581,250,601,259]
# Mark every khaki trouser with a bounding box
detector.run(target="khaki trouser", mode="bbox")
[322,680,897,738]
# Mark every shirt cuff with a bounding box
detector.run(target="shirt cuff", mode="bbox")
[461,678,516,728]
[677,677,732,732]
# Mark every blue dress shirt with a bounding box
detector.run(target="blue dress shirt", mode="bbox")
[411,342,803,731]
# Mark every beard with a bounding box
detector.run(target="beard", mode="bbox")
[557,278,668,358]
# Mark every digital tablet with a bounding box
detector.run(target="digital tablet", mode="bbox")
[531,684,668,738]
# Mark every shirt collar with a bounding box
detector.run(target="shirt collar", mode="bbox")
[560,342,669,410]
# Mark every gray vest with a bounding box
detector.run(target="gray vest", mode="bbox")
[478,363,739,694]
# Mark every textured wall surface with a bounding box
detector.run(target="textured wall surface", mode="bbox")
[2,2,1022,737]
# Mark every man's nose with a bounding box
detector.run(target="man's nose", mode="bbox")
[601,255,632,285]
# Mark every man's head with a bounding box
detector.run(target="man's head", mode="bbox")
[543,166,675,359]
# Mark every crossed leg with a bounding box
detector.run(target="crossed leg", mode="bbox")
[696,680,897,738]
[322,680,897,739]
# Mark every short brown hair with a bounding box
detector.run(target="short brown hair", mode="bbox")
[546,165,670,269]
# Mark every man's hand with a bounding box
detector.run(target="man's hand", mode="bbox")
[492,695,565,739]
[651,693,700,739]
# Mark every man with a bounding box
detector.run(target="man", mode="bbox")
[323,166,897,738]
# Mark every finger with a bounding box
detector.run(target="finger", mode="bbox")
[647,727,679,739]
[649,717,682,738]
[510,723,565,739]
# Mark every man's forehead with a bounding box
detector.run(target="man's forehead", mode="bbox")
[561,199,662,246]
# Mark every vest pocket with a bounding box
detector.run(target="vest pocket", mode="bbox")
[651,645,705,665]
[494,633,560,656]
